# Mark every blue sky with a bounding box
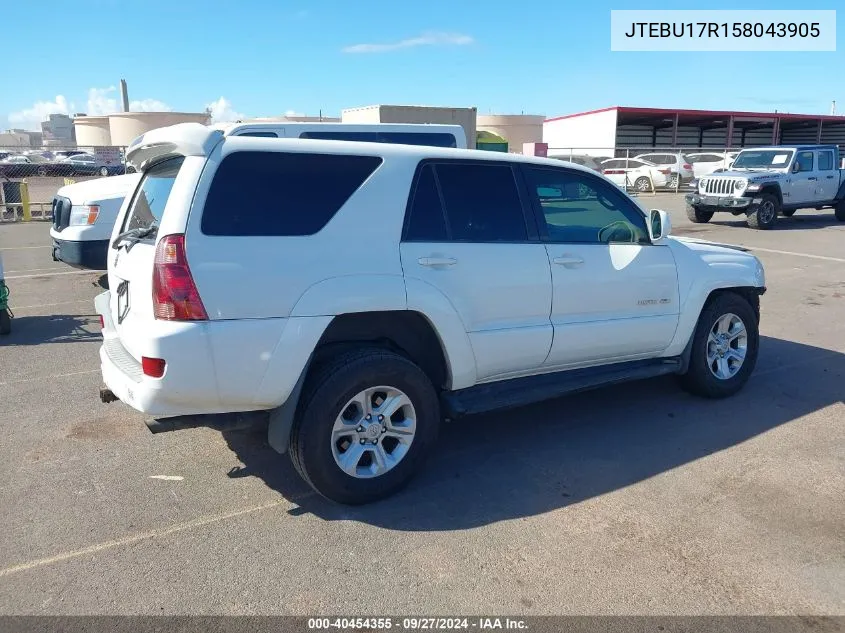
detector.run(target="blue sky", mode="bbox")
[2,0,842,130]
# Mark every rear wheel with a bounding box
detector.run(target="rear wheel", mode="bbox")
[746,194,779,230]
[679,292,759,399]
[686,204,713,223]
[667,173,680,189]
[290,348,440,505]
[99,167,109,177]
[835,200,845,222]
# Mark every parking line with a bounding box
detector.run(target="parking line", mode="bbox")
[0,369,98,387]
[0,245,51,251]
[6,270,94,279]
[0,499,288,578]
[747,246,845,263]
[5,267,68,274]
[10,300,91,310]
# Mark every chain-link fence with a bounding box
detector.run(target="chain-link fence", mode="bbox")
[1,145,129,222]
[546,147,744,195]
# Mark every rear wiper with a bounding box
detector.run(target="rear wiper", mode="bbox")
[111,223,158,250]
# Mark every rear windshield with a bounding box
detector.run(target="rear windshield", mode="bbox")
[298,131,458,148]
[121,157,184,233]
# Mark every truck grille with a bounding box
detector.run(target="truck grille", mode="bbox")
[703,178,739,195]
[52,196,72,232]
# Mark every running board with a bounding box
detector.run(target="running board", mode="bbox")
[441,358,682,418]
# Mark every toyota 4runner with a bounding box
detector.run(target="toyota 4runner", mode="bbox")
[96,123,767,505]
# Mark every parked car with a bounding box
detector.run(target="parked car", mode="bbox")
[634,152,695,189]
[52,150,89,161]
[686,145,845,229]
[600,157,669,191]
[95,123,766,505]
[50,174,141,270]
[549,153,603,172]
[687,152,738,179]
[0,154,55,177]
[61,153,125,177]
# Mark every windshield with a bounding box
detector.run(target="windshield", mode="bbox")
[732,150,793,169]
[121,156,184,235]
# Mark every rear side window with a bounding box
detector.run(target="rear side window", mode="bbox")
[201,151,382,236]
[237,131,278,138]
[405,165,448,241]
[299,131,457,148]
[435,163,527,242]
[122,156,184,232]
[818,151,834,170]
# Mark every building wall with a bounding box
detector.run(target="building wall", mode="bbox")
[477,114,544,153]
[543,109,618,155]
[73,117,113,146]
[342,105,478,148]
[41,114,75,146]
[108,112,211,146]
[0,131,32,147]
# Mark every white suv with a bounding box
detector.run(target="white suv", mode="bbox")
[96,123,767,505]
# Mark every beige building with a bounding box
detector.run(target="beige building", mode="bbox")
[477,114,545,153]
[73,111,211,147]
[342,105,477,148]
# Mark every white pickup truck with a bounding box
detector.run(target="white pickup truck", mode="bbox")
[685,145,845,229]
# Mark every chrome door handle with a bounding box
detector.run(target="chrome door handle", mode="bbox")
[418,257,457,267]
[553,255,584,267]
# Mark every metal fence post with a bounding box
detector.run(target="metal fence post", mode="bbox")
[20,181,31,222]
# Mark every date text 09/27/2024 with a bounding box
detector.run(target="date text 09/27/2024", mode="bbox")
[624,22,821,39]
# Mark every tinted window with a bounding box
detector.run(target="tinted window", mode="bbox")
[237,131,278,137]
[122,157,184,233]
[300,130,457,148]
[201,151,382,236]
[404,165,448,241]
[818,151,834,170]
[796,151,814,172]
[435,163,527,242]
[525,167,649,244]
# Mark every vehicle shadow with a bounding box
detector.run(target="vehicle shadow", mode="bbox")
[193,336,843,531]
[710,212,842,230]
[0,314,100,346]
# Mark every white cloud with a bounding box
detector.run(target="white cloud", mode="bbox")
[86,86,172,115]
[205,97,245,123]
[342,31,474,54]
[7,95,73,130]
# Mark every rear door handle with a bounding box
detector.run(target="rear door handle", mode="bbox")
[418,257,457,267]
[807,177,817,181]
[826,175,835,179]
[553,255,585,267]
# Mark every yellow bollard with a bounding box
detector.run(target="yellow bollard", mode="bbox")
[20,180,31,222]
[64,178,76,186]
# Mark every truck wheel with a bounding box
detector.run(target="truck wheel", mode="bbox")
[685,204,713,223]
[0,309,10,335]
[679,292,759,399]
[746,194,779,230]
[780,209,796,217]
[289,347,440,505]
[835,200,845,222]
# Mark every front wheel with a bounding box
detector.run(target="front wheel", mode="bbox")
[634,176,651,192]
[679,292,759,399]
[289,348,440,505]
[746,194,779,229]
[686,204,713,223]
[99,167,109,177]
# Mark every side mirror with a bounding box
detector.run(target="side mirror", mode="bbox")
[792,162,801,174]
[648,209,672,242]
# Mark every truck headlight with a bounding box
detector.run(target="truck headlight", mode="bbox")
[734,179,747,191]
[68,205,100,225]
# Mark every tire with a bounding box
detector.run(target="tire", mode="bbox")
[678,292,759,399]
[0,309,10,335]
[746,194,779,230]
[685,204,713,224]
[37,166,47,177]
[835,200,845,222]
[290,347,440,505]
[99,167,109,177]
[780,209,796,217]
[634,176,651,192]
[668,173,680,190]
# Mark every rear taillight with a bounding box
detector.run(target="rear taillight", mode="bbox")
[99,315,104,328]
[152,234,208,321]
[682,163,692,170]
[603,169,624,175]
[659,168,671,174]
[142,356,166,378]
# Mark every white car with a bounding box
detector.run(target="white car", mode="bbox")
[635,152,695,189]
[600,158,669,191]
[96,123,767,505]
[687,152,738,179]
[50,174,141,270]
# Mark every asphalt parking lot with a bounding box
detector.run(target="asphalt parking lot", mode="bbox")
[0,194,843,616]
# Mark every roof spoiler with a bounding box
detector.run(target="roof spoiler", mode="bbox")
[126,123,223,171]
